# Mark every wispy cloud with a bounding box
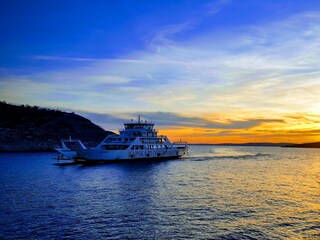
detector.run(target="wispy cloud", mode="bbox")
[76,110,284,133]
[32,55,147,64]
[149,0,231,47]
[204,0,232,15]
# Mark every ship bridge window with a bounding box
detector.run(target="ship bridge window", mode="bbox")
[104,145,129,150]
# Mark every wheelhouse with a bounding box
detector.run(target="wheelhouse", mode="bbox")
[95,116,185,152]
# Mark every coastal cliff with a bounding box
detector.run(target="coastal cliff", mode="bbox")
[0,101,113,152]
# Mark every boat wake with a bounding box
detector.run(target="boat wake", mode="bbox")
[188,152,271,161]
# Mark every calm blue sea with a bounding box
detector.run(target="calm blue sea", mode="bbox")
[0,146,319,239]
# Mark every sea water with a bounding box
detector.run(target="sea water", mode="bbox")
[0,146,319,239]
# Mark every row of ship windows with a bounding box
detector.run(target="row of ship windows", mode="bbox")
[131,133,157,137]
[103,144,169,150]
[107,138,135,142]
[107,138,164,143]
[131,145,168,150]
[125,126,153,130]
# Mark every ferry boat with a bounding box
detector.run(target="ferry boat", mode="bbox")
[58,116,188,162]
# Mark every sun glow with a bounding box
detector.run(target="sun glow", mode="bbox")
[159,113,320,144]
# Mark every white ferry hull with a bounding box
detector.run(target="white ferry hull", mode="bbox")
[75,147,188,162]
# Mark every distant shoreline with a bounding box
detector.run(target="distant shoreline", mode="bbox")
[189,143,286,147]
[189,142,320,148]
[281,142,320,149]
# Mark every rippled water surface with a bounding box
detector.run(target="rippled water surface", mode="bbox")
[0,146,319,239]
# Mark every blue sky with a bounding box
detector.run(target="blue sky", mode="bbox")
[2,0,319,68]
[1,0,320,143]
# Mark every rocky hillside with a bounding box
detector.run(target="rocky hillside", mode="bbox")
[0,101,114,151]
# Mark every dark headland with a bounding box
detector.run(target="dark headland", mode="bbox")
[0,101,113,152]
[282,142,320,148]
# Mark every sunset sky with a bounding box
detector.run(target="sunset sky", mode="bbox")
[1,0,320,143]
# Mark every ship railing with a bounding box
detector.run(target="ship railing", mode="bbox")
[62,139,82,142]
[172,141,188,147]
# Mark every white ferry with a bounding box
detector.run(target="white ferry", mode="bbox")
[57,116,188,162]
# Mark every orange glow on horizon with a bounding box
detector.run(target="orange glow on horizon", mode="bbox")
[158,115,320,144]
